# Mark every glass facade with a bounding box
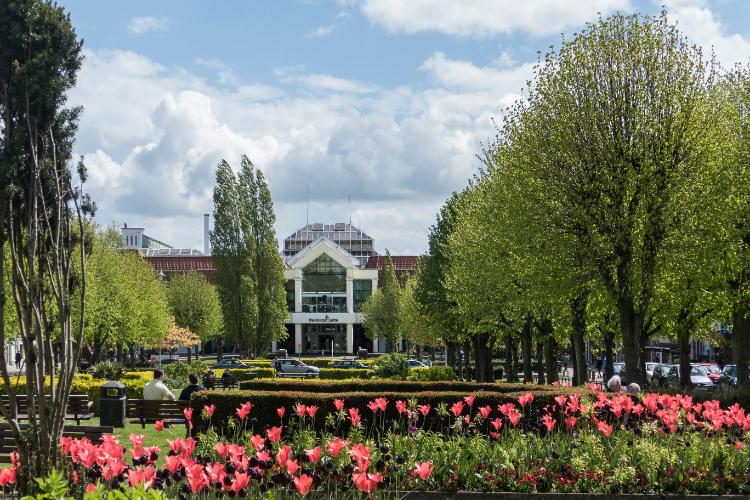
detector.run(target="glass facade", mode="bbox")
[285,280,295,312]
[353,279,372,312]
[302,255,347,313]
[302,324,346,353]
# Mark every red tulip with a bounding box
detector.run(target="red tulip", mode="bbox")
[204,404,215,417]
[285,459,299,475]
[418,404,431,416]
[294,473,314,496]
[396,400,408,414]
[266,426,282,443]
[414,461,433,480]
[450,401,464,417]
[306,405,319,418]
[154,420,164,432]
[236,402,252,421]
[464,395,475,407]
[479,405,492,419]
[251,434,265,452]
[326,437,348,457]
[517,392,534,407]
[334,399,345,411]
[541,414,556,432]
[277,407,286,419]
[183,408,193,430]
[348,407,361,426]
[490,418,503,431]
[306,446,322,464]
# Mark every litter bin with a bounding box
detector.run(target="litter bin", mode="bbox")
[100,381,126,428]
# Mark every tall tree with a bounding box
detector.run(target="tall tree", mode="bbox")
[0,0,90,486]
[362,252,401,352]
[240,158,287,356]
[165,272,222,361]
[210,156,287,356]
[501,12,716,384]
[211,160,257,356]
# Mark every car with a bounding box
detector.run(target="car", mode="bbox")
[160,358,180,365]
[665,364,715,390]
[696,363,722,385]
[717,364,750,391]
[331,359,367,369]
[274,358,320,378]
[645,362,659,382]
[211,358,250,369]
[408,359,428,369]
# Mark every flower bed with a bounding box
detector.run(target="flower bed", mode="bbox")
[2,389,750,497]
[236,379,567,394]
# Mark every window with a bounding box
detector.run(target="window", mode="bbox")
[302,254,347,312]
[353,280,372,312]
[285,280,295,312]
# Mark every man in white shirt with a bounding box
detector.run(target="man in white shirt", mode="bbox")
[143,369,176,401]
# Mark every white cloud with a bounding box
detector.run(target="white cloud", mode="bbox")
[69,49,531,253]
[358,0,631,37]
[664,0,750,68]
[306,25,335,38]
[127,16,168,35]
[281,72,378,93]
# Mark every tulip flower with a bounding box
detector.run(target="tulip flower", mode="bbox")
[464,395,475,407]
[296,404,308,418]
[306,446,322,464]
[294,473,314,496]
[450,401,464,417]
[478,405,492,419]
[306,405,319,418]
[349,407,361,426]
[236,402,252,421]
[541,414,556,432]
[327,437,348,457]
[183,408,193,429]
[251,434,265,452]
[396,400,408,414]
[418,404,431,417]
[518,392,534,407]
[334,399,345,411]
[286,459,299,475]
[277,406,286,419]
[204,404,215,418]
[154,420,164,432]
[414,461,433,480]
[266,426,282,443]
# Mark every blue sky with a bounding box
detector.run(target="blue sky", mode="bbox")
[57,0,750,254]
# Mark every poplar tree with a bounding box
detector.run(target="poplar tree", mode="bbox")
[210,156,287,356]
[362,252,401,352]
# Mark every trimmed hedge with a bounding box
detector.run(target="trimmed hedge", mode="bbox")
[236,379,569,397]
[190,385,592,435]
[319,368,372,380]
[407,367,456,381]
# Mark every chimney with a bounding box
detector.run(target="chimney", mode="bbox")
[203,213,210,255]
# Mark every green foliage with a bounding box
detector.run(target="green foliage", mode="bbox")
[210,156,287,356]
[236,378,548,393]
[362,252,401,351]
[89,361,125,381]
[407,366,456,381]
[22,469,71,500]
[162,360,211,388]
[85,485,165,500]
[166,272,222,343]
[372,353,409,380]
[318,368,372,380]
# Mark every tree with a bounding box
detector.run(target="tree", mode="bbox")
[160,318,200,356]
[240,158,288,355]
[0,0,90,486]
[82,226,169,363]
[166,272,222,361]
[210,156,287,356]
[500,12,716,384]
[398,274,440,357]
[362,252,401,351]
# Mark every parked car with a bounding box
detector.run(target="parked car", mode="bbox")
[408,359,428,369]
[159,358,180,365]
[331,358,367,369]
[211,358,250,369]
[696,363,722,385]
[274,358,320,378]
[717,364,750,391]
[666,364,715,390]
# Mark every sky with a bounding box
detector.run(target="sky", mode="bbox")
[57,0,750,255]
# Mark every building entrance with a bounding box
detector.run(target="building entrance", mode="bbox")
[302,324,346,354]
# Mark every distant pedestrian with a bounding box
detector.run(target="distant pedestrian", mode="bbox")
[14,351,21,370]
[596,358,603,375]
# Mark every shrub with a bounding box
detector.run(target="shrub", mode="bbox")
[89,361,125,381]
[319,368,372,380]
[236,378,563,394]
[163,360,211,388]
[407,366,456,381]
[372,353,409,380]
[190,385,591,435]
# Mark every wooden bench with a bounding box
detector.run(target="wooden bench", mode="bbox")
[0,422,113,463]
[127,399,189,434]
[0,394,94,425]
[203,377,239,390]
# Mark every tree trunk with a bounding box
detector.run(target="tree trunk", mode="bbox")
[485,336,495,382]
[618,298,644,385]
[463,339,472,381]
[504,334,513,382]
[536,340,545,384]
[571,292,588,386]
[733,300,750,388]
[604,334,615,381]
[570,334,578,385]
[543,322,558,384]
[472,336,481,382]
[677,309,692,388]
[446,341,457,372]
[522,316,533,382]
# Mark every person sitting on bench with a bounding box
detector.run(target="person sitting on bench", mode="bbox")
[179,373,205,401]
[221,369,236,386]
[143,369,176,401]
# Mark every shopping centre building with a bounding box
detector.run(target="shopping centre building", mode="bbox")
[275,223,416,355]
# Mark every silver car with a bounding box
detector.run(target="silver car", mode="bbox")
[275,358,320,378]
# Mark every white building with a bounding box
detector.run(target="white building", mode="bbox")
[275,223,385,355]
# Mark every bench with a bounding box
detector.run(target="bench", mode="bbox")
[0,394,94,425]
[203,378,239,390]
[126,399,189,434]
[0,422,113,463]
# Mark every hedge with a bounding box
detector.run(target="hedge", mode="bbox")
[236,379,568,394]
[190,385,592,435]
[319,368,372,380]
[407,367,456,381]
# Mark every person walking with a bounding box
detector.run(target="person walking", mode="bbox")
[14,351,21,370]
